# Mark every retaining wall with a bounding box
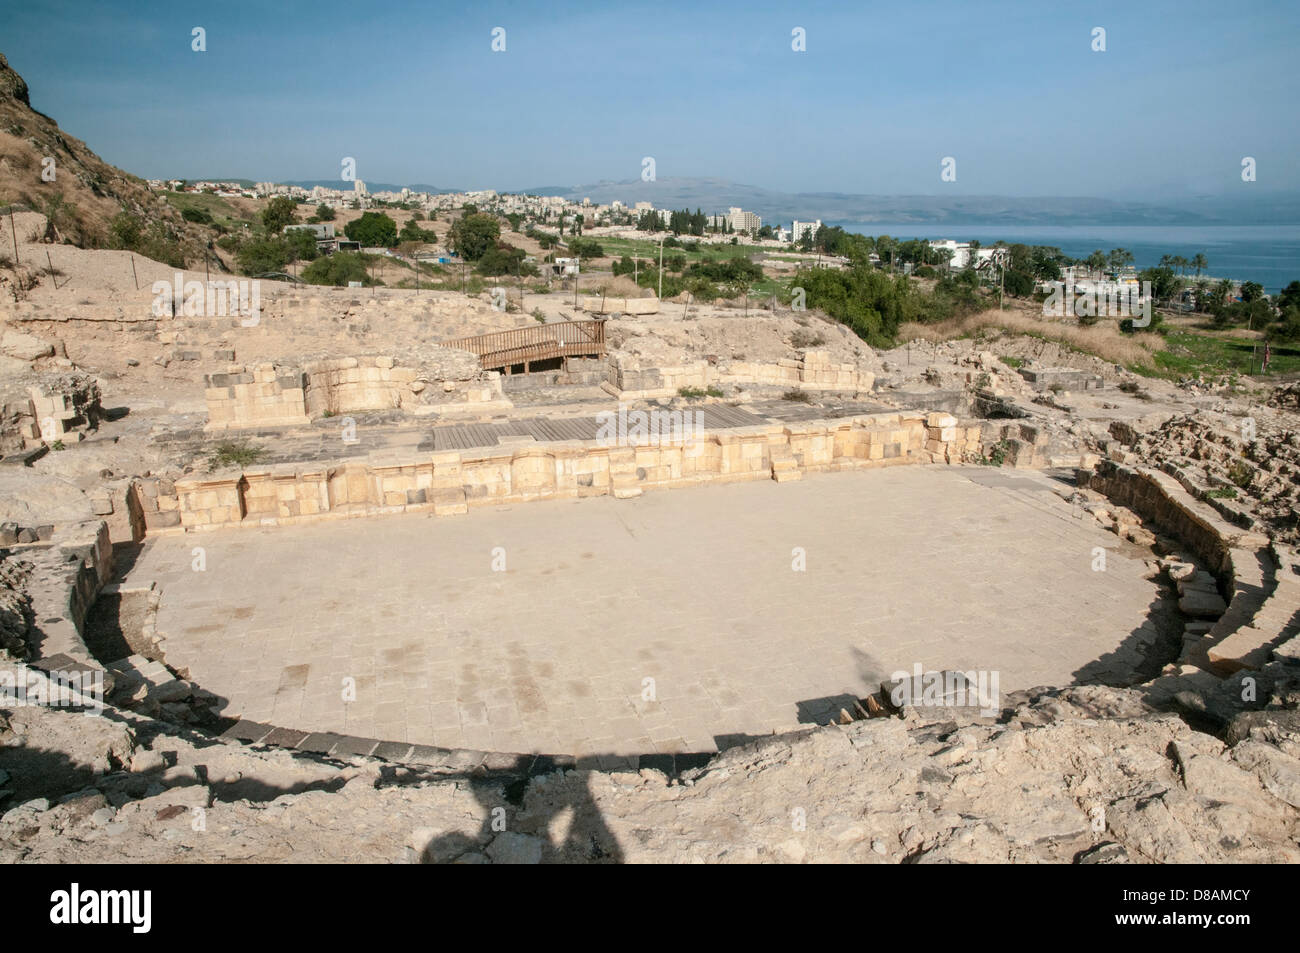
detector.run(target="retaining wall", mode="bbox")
[170,412,979,532]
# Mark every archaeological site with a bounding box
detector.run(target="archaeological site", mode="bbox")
[0,8,1297,899]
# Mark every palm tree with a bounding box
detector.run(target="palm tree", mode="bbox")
[1192,253,1207,277]
[1172,255,1189,276]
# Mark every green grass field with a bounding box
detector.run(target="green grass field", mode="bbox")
[161,190,253,227]
[1147,329,1300,379]
[594,236,769,264]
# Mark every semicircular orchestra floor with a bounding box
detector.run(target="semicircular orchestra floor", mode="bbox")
[131,466,1167,763]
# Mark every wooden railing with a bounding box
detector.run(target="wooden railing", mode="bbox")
[440,319,606,371]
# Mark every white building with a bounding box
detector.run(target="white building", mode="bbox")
[792,219,821,243]
[727,207,761,234]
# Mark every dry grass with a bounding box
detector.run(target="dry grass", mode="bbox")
[898,305,1166,369]
[587,274,649,298]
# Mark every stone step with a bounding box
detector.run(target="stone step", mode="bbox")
[1208,625,1276,674]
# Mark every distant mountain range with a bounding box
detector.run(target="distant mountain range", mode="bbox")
[181,174,1300,225]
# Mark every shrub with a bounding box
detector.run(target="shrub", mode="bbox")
[791,329,826,349]
[448,213,500,260]
[782,388,813,403]
[301,251,375,286]
[567,238,605,259]
[1227,459,1254,489]
[344,212,398,248]
[208,439,264,471]
[237,238,290,275]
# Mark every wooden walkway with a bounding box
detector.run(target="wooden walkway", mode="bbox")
[440,320,606,372]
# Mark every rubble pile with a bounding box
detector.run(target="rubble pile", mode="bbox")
[1130,414,1300,544]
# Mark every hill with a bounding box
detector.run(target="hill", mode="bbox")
[0,51,214,267]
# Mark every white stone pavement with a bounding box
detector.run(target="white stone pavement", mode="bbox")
[130,466,1165,764]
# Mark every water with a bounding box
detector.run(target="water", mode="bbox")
[835,223,1300,294]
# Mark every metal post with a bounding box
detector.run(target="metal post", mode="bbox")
[8,207,18,265]
[130,255,139,290]
[658,236,664,300]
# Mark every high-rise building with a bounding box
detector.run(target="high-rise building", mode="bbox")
[727,207,761,234]
[792,219,821,243]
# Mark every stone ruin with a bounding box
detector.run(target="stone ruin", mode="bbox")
[203,351,507,432]
[0,374,101,456]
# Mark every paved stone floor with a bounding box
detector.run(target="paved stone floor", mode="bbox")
[131,466,1166,763]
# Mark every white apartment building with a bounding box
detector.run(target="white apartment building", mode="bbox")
[792,219,821,243]
[727,207,761,234]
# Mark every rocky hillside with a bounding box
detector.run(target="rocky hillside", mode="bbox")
[0,52,208,262]
[2,676,1297,863]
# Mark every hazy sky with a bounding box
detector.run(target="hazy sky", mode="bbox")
[7,0,1299,198]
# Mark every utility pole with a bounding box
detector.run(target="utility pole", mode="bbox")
[658,235,664,300]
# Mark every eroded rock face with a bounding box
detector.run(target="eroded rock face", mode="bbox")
[2,684,1297,863]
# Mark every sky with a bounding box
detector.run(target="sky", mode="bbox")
[6,0,1300,199]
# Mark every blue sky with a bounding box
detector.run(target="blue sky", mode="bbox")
[6,0,1299,197]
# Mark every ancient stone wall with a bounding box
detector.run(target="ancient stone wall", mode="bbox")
[1078,460,1291,676]
[204,357,508,431]
[168,411,980,531]
[607,349,870,399]
[0,376,101,454]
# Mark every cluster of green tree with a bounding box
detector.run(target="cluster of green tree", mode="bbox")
[107,213,187,268]
[627,266,723,301]
[526,226,559,249]
[308,204,335,223]
[234,228,320,275]
[343,212,399,248]
[1207,280,1300,342]
[794,263,985,347]
[448,213,500,260]
[685,257,763,283]
[566,237,605,259]
[612,253,687,277]
[1273,282,1300,341]
[300,251,378,287]
[635,208,728,236]
[997,243,1069,297]
[398,218,436,244]
[476,243,539,277]
[1137,266,1182,302]
[180,206,215,226]
[1157,253,1209,276]
[261,197,298,234]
